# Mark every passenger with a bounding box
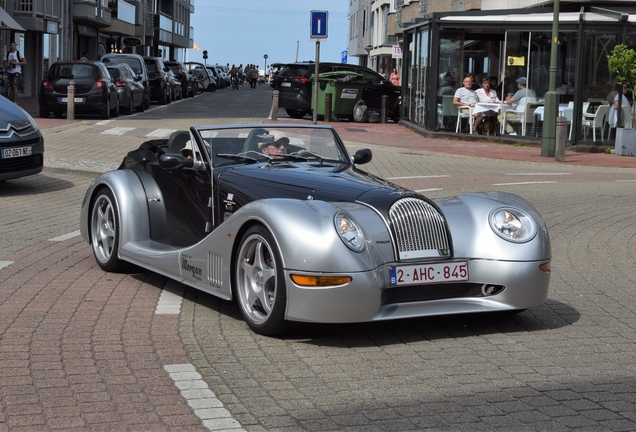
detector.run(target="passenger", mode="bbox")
[499,77,537,135]
[473,77,500,134]
[259,131,290,156]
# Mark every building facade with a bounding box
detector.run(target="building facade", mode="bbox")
[2,0,194,99]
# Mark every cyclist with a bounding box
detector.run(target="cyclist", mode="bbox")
[230,64,239,90]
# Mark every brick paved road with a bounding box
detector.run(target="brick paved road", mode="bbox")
[1,88,636,431]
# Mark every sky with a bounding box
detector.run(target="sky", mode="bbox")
[186,1,349,69]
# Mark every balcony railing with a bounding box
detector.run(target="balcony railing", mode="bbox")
[13,0,61,19]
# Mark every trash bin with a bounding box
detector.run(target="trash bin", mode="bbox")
[312,71,365,119]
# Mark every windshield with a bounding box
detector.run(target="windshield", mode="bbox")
[192,126,350,168]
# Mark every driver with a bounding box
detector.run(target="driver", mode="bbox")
[180,140,200,160]
[258,130,290,156]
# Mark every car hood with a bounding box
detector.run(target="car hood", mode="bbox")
[217,162,413,205]
[0,97,40,141]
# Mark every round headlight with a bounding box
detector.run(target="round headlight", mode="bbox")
[489,207,537,243]
[334,213,365,252]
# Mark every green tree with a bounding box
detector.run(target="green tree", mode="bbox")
[607,44,636,125]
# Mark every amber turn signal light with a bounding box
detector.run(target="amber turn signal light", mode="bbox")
[290,275,352,287]
[539,262,550,272]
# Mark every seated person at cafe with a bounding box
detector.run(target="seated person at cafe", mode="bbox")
[453,74,477,132]
[473,77,500,134]
[499,77,537,135]
[437,73,456,96]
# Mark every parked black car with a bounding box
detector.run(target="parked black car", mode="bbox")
[165,60,193,98]
[106,63,145,114]
[0,96,44,181]
[143,56,171,105]
[276,62,401,121]
[39,60,119,119]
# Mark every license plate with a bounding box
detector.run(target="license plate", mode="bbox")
[281,82,292,87]
[1,146,32,159]
[389,262,468,287]
[60,97,84,103]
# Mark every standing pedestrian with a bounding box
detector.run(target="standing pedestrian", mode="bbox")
[390,68,400,86]
[249,64,258,89]
[3,42,26,103]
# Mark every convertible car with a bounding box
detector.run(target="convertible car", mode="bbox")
[80,124,551,335]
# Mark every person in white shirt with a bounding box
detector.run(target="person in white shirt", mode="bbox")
[453,74,477,133]
[473,77,500,133]
[3,42,27,103]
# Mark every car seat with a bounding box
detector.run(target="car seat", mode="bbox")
[241,128,268,153]
[166,130,191,154]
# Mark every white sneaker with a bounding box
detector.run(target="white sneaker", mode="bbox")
[509,132,517,136]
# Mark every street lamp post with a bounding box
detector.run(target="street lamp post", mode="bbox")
[541,0,561,157]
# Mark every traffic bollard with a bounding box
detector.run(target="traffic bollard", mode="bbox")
[381,95,388,123]
[324,92,332,122]
[67,84,75,120]
[555,115,567,162]
[270,90,279,121]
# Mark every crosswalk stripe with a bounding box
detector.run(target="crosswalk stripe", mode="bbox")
[101,127,136,135]
[146,128,177,138]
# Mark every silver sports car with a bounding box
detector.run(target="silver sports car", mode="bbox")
[80,124,551,335]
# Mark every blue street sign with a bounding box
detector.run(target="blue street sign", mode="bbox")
[341,50,348,64]
[310,10,328,39]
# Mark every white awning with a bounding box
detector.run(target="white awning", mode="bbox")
[439,12,619,23]
[0,7,25,31]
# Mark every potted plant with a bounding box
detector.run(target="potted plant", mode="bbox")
[607,44,636,155]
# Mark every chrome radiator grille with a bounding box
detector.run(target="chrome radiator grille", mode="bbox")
[388,197,450,259]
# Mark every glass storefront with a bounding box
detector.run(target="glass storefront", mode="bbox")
[402,7,636,146]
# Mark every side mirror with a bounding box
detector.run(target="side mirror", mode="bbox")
[159,154,194,170]
[353,148,372,165]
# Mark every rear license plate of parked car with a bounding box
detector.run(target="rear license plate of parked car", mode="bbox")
[389,261,468,287]
[60,97,84,103]
[281,82,292,87]
[1,146,32,159]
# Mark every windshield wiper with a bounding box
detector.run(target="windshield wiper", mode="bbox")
[216,151,263,163]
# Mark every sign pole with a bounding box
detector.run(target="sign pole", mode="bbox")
[313,40,320,125]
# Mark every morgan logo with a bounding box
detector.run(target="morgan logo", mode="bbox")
[181,257,202,279]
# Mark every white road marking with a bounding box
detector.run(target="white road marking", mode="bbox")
[238,132,248,138]
[504,172,571,176]
[493,181,558,186]
[48,230,81,242]
[146,128,177,138]
[156,280,185,314]
[0,261,14,270]
[101,127,136,135]
[94,119,116,126]
[616,179,636,182]
[387,175,450,180]
[415,188,444,192]
[164,364,244,431]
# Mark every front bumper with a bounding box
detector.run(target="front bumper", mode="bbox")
[284,259,550,323]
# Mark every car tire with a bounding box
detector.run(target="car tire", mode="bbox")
[285,108,308,119]
[100,99,110,119]
[234,225,293,336]
[90,188,126,272]
[136,98,145,113]
[160,89,167,105]
[111,97,120,117]
[124,97,134,115]
[39,108,49,118]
